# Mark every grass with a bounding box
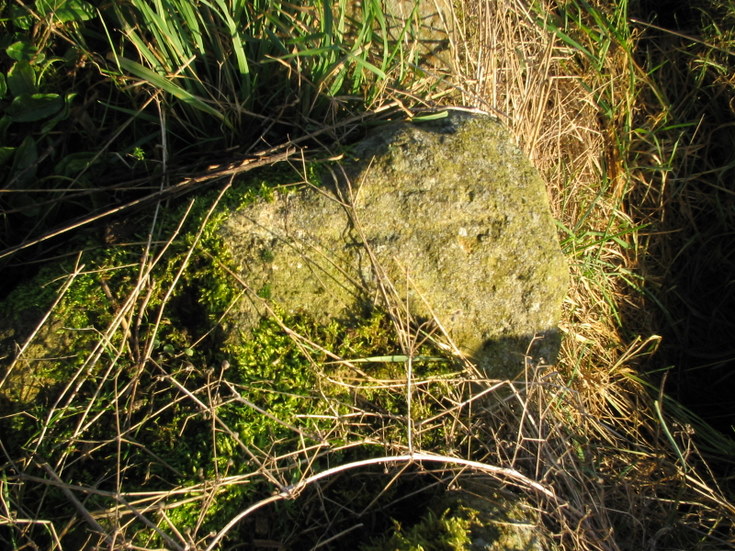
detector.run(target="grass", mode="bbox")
[1,0,735,549]
[629,2,735,438]
[103,0,412,139]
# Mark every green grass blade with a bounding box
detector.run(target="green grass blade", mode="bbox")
[117,56,227,124]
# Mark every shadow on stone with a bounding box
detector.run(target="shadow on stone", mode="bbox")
[471,329,562,380]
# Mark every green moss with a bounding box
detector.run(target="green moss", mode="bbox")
[360,484,545,551]
[362,508,474,551]
[0,158,479,548]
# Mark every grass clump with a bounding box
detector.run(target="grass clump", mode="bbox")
[453,0,735,547]
[628,0,735,440]
[105,0,426,143]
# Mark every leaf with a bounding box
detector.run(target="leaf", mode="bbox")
[117,56,228,125]
[7,61,37,96]
[346,52,387,80]
[6,93,63,122]
[0,147,15,166]
[36,0,95,22]
[8,136,38,189]
[411,111,449,122]
[6,41,37,62]
[9,4,33,30]
[12,136,38,173]
[0,116,10,140]
[54,151,95,176]
[0,74,6,99]
[40,92,76,133]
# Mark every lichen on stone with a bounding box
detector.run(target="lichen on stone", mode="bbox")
[222,111,568,378]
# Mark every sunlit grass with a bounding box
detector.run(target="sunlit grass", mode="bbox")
[103,0,434,143]
[454,0,734,547]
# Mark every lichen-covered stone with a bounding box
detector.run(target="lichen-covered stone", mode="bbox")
[222,112,567,377]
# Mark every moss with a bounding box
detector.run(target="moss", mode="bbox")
[361,482,546,551]
[0,248,139,416]
[362,508,474,551]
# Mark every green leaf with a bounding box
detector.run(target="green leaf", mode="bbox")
[0,147,16,166]
[117,57,228,125]
[7,61,37,96]
[8,136,38,189]
[0,74,6,99]
[6,93,63,122]
[346,52,387,80]
[40,92,75,133]
[9,4,33,30]
[54,151,95,176]
[0,116,10,140]
[6,41,37,62]
[36,0,95,22]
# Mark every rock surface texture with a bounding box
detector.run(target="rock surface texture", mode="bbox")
[222,112,567,377]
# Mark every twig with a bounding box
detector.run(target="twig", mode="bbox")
[39,462,115,548]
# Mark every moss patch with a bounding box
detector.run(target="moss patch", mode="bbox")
[361,479,546,551]
[0,176,469,547]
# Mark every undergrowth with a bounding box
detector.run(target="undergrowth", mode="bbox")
[0,170,472,549]
[1,0,735,550]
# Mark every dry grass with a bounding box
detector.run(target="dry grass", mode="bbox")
[445,0,735,547]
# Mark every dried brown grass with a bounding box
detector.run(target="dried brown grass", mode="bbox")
[443,0,735,548]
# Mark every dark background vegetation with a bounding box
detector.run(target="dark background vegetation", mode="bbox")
[633,0,735,438]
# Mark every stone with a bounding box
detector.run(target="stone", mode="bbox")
[443,479,547,551]
[222,111,567,377]
[362,478,547,551]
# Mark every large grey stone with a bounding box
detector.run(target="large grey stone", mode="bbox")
[222,111,567,376]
